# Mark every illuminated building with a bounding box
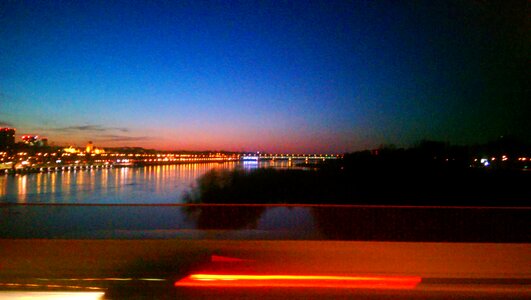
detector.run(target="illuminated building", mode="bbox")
[21,134,48,147]
[63,146,79,154]
[86,141,94,153]
[93,147,105,154]
[0,128,15,149]
[21,135,39,145]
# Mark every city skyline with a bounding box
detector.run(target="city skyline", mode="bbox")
[1,1,528,153]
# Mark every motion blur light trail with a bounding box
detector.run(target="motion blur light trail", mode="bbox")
[175,274,422,289]
[0,282,103,290]
[0,291,104,299]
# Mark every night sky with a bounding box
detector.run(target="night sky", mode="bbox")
[0,1,528,153]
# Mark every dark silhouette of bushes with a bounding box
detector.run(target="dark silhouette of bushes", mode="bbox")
[183,139,531,206]
[184,205,266,230]
[183,166,531,206]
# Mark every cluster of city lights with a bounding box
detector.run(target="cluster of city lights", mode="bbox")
[0,147,344,175]
[471,154,531,166]
[2,128,529,174]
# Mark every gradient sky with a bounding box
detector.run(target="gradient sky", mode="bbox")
[0,1,528,153]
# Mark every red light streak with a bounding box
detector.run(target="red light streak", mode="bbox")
[211,255,250,263]
[175,274,421,289]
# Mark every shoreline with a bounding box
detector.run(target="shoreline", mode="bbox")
[0,159,239,175]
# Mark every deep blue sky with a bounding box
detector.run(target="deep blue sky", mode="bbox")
[0,1,527,153]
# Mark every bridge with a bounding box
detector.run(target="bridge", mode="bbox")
[241,154,342,161]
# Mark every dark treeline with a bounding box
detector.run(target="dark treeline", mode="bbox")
[342,137,531,171]
[181,138,531,241]
[184,138,531,207]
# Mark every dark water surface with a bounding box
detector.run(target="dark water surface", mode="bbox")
[1,205,529,242]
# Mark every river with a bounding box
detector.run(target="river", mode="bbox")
[0,160,295,204]
[0,160,527,242]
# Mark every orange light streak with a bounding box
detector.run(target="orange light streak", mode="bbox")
[175,274,421,289]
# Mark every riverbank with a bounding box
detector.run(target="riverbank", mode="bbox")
[184,167,531,207]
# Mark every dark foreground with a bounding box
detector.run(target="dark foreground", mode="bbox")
[1,204,530,242]
[0,239,530,299]
[1,204,530,299]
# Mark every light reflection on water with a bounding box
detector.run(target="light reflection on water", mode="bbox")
[0,160,323,240]
[0,162,237,204]
[0,161,302,204]
[17,175,27,203]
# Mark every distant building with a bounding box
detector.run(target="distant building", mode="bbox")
[22,135,39,145]
[86,141,94,153]
[93,147,105,154]
[63,146,79,154]
[21,134,48,147]
[85,141,104,154]
[0,128,15,149]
